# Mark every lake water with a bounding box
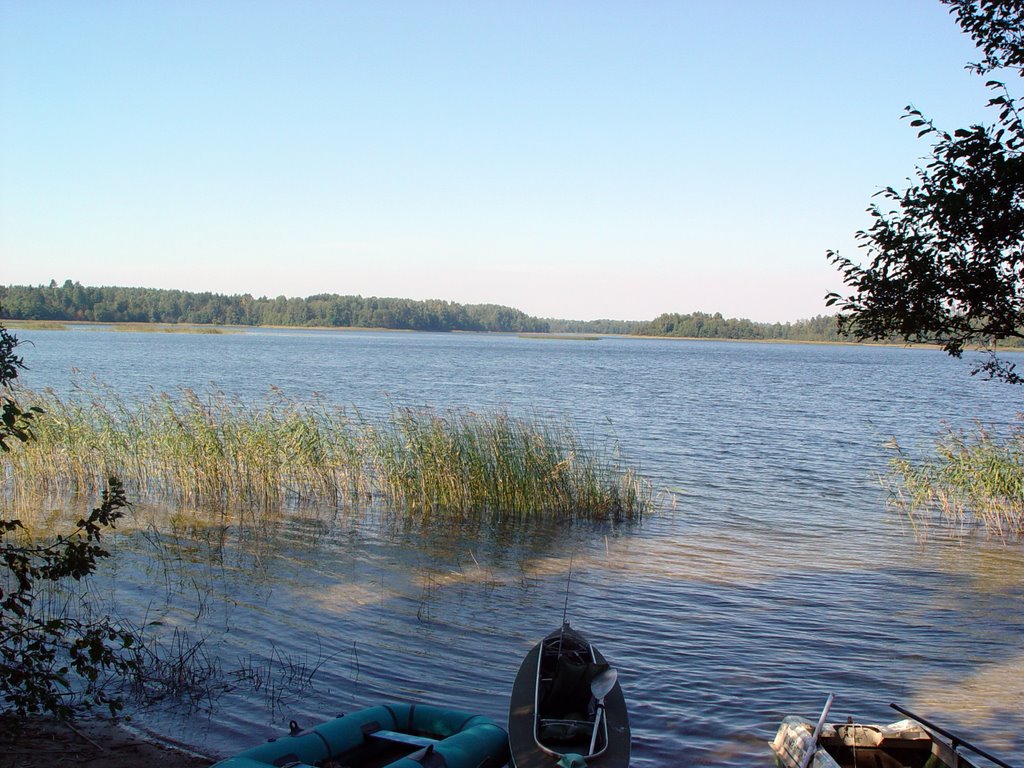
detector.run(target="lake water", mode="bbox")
[10,327,1024,767]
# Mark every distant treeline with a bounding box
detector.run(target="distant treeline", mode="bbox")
[542,313,841,340]
[1,280,843,342]
[0,281,549,333]
[545,318,640,335]
[630,311,842,342]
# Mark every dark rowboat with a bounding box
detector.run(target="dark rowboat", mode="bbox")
[508,622,630,768]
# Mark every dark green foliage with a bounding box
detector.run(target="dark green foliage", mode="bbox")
[545,318,640,335]
[826,0,1024,383]
[949,0,1024,76]
[0,319,136,722]
[0,326,43,452]
[0,281,855,342]
[631,312,843,342]
[0,281,550,333]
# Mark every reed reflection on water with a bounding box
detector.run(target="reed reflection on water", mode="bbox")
[10,328,1024,767]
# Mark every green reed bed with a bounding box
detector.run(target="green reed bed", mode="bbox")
[6,387,370,511]
[3,386,648,523]
[0,320,69,331]
[109,322,231,334]
[373,408,647,520]
[888,422,1024,537]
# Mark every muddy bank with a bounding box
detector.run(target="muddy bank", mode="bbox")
[0,718,212,768]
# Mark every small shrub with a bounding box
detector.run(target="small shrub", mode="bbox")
[1,481,137,720]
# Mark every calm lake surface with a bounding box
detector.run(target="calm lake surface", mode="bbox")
[12,327,1024,767]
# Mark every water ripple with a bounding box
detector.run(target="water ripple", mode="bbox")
[13,330,1024,766]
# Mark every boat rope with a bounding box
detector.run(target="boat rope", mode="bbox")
[849,720,861,768]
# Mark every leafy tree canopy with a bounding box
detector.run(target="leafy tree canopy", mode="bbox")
[0,281,550,334]
[826,0,1024,383]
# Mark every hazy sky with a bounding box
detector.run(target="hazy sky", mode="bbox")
[0,1,996,322]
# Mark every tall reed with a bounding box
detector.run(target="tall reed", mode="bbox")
[888,422,1024,537]
[3,385,648,523]
[6,386,370,512]
[372,407,646,520]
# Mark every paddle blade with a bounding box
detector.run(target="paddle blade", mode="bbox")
[591,668,618,701]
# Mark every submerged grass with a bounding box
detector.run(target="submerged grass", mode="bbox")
[0,320,69,331]
[109,323,233,334]
[3,385,648,523]
[887,422,1024,538]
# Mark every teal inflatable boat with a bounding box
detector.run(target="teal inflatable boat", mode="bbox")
[210,703,510,768]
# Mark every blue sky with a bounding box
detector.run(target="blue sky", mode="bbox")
[0,1,995,322]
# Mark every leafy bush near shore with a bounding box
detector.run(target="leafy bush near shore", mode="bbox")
[887,423,1024,537]
[1,323,137,722]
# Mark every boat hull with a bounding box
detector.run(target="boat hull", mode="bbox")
[508,624,630,768]
[211,702,509,768]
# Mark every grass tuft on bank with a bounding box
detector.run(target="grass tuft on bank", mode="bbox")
[3,386,648,523]
[888,422,1024,537]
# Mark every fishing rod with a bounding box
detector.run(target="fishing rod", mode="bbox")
[557,555,573,659]
[889,704,1016,768]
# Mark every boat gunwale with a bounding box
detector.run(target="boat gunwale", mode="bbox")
[530,623,610,761]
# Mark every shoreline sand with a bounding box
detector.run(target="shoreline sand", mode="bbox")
[0,718,213,768]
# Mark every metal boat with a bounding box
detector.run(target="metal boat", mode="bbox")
[508,622,630,768]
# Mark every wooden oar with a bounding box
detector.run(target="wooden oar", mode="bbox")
[796,694,834,768]
[587,668,618,756]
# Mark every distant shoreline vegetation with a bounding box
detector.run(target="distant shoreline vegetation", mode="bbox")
[0,279,860,343]
[1,281,549,333]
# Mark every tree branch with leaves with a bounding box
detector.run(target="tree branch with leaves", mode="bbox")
[827,0,1024,383]
[1,321,137,723]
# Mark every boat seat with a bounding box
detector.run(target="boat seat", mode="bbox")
[538,718,593,743]
[367,729,439,748]
[540,657,608,720]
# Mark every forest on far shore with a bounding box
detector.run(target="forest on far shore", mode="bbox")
[1,280,843,342]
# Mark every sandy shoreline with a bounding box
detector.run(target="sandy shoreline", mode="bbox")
[0,718,213,768]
